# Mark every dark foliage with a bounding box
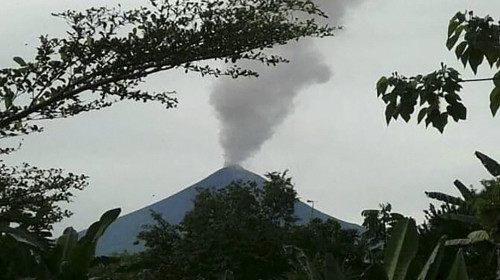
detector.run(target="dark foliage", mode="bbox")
[0,163,87,233]
[376,11,500,132]
[0,0,334,138]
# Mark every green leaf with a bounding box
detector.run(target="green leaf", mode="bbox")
[446,24,464,50]
[56,227,79,262]
[446,34,460,50]
[490,86,500,116]
[13,56,26,67]
[83,208,121,245]
[454,42,467,59]
[447,103,466,121]
[445,249,469,280]
[385,103,396,125]
[417,236,446,280]
[447,19,459,37]
[468,48,484,74]
[62,208,120,279]
[460,48,470,67]
[466,230,490,242]
[432,113,448,133]
[425,191,466,207]
[475,151,500,176]
[440,213,478,225]
[484,48,499,67]
[377,76,389,96]
[417,108,428,124]
[445,239,472,246]
[493,71,500,87]
[453,180,473,201]
[383,218,419,280]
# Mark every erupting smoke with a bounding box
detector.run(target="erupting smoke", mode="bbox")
[210,0,360,166]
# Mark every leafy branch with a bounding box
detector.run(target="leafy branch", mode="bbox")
[0,0,335,138]
[376,11,500,132]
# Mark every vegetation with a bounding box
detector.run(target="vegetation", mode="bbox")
[2,2,499,280]
[91,172,366,280]
[376,11,500,132]
[0,0,335,279]
[89,152,500,280]
[1,208,120,280]
[0,0,334,138]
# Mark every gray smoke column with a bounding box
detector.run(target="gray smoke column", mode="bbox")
[210,0,360,166]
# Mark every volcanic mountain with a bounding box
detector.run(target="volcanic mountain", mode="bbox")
[95,165,362,256]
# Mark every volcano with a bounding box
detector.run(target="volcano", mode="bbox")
[95,165,362,256]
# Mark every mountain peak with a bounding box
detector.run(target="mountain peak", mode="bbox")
[199,165,264,190]
[94,166,363,255]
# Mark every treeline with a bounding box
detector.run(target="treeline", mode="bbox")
[86,152,498,280]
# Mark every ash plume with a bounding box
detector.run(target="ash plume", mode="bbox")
[210,0,361,166]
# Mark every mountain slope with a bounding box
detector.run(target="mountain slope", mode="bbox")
[95,165,362,255]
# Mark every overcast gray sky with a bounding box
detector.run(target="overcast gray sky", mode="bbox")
[2,0,500,235]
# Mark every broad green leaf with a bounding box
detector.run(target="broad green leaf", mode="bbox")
[468,49,484,74]
[385,103,396,125]
[489,86,500,116]
[56,227,79,262]
[417,108,428,124]
[445,231,490,246]
[446,34,460,50]
[13,56,26,66]
[448,103,466,121]
[493,71,500,87]
[432,113,448,133]
[446,25,464,50]
[440,213,478,225]
[447,19,459,37]
[83,208,121,245]
[475,151,500,176]
[453,180,473,201]
[445,249,469,280]
[484,48,499,67]
[454,42,467,59]
[62,208,120,279]
[467,230,490,242]
[417,236,446,280]
[445,239,471,246]
[377,76,388,96]
[425,191,466,206]
[383,218,419,280]
[460,48,469,67]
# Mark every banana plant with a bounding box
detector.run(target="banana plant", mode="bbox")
[361,218,469,280]
[49,207,121,280]
[281,245,347,280]
[0,208,120,280]
[428,151,500,279]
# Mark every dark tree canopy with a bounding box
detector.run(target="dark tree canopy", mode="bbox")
[0,0,334,271]
[376,11,500,132]
[0,163,87,233]
[138,175,297,280]
[0,0,334,138]
[133,173,363,280]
